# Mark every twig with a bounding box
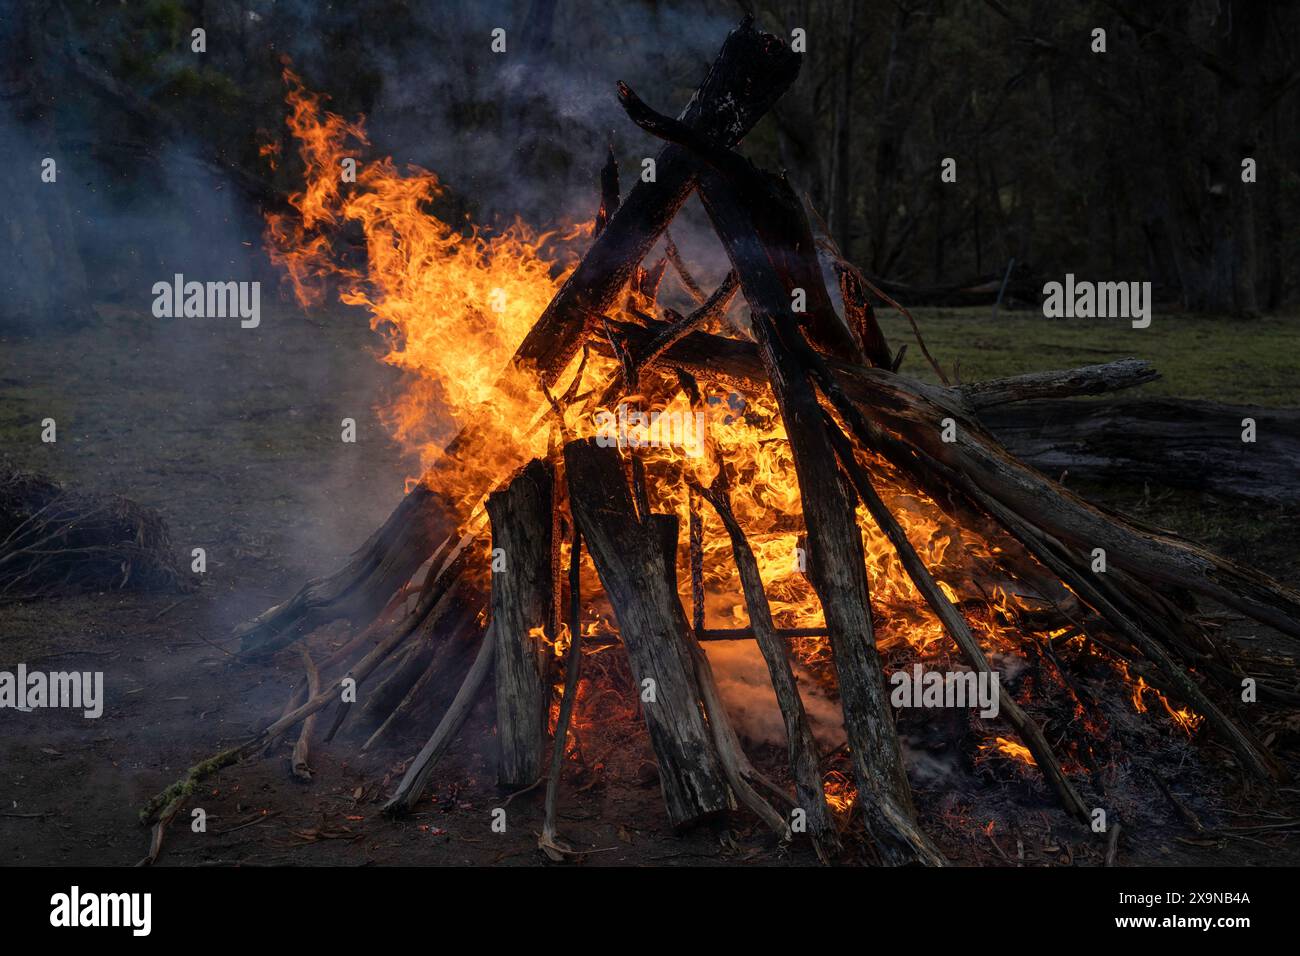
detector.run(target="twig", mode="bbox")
[664,230,706,303]
[291,647,320,781]
[541,526,584,859]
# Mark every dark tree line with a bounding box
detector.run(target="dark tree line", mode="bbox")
[3,0,1297,329]
[753,0,1299,313]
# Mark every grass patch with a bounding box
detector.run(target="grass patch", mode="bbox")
[879,307,1300,407]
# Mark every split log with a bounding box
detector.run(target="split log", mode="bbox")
[650,512,792,843]
[564,438,730,828]
[488,460,554,787]
[233,16,801,656]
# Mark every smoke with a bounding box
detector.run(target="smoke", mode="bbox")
[360,0,742,226]
[703,642,847,750]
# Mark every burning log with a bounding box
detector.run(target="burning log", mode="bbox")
[691,472,841,861]
[616,70,1293,815]
[595,314,1300,650]
[616,84,944,862]
[821,418,1089,820]
[694,179,945,865]
[564,438,730,828]
[832,367,1300,646]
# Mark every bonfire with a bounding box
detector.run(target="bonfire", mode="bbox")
[144,17,1300,866]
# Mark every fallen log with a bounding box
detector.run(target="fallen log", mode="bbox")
[957,360,1159,409]
[981,397,1300,504]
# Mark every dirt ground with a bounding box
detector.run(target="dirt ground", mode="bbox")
[2,301,1298,867]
